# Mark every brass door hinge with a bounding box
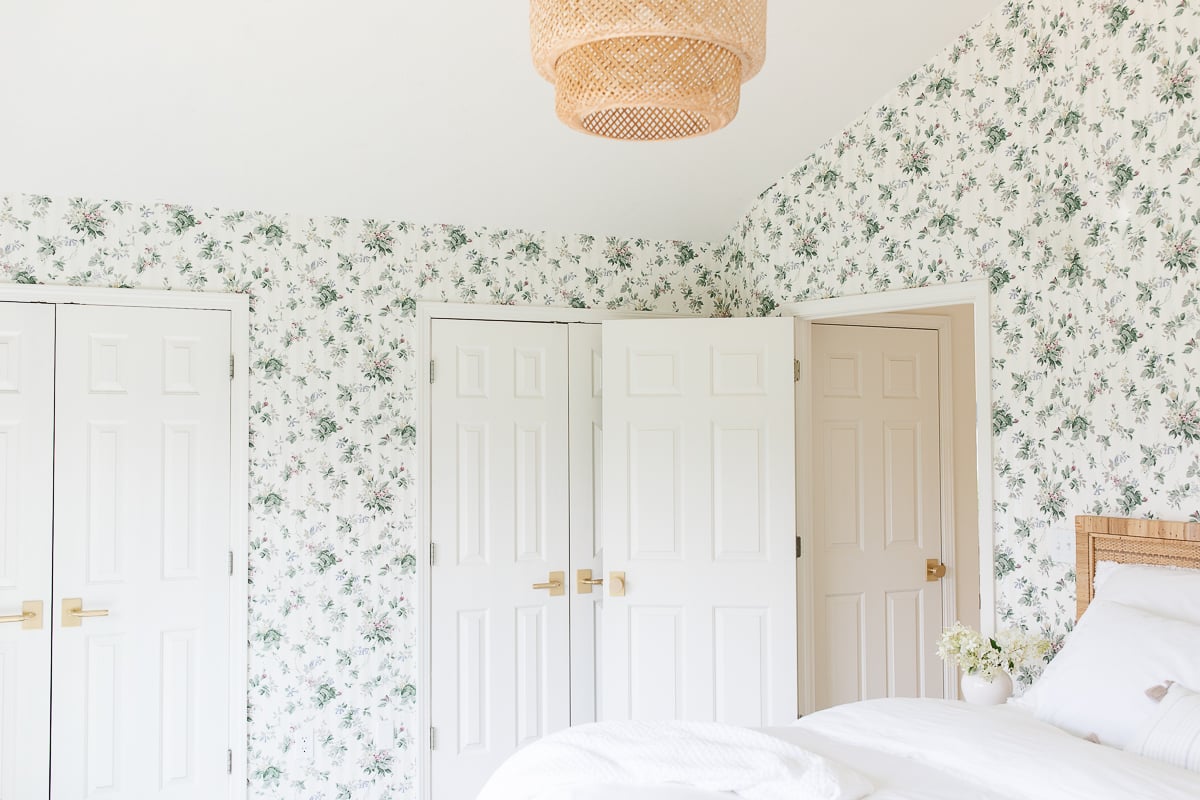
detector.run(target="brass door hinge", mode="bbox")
[793,359,801,382]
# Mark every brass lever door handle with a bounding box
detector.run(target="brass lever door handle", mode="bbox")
[926,559,948,582]
[62,598,110,627]
[576,569,604,594]
[0,601,43,630]
[532,571,565,596]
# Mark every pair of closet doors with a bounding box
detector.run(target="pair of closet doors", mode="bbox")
[0,301,234,800]
[428,315,799,800]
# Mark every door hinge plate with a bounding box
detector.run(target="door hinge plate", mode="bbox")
[794,358,801,383]
[229,550,234,576]
[430,542,437,566]
[229,354,235,380]
[429,359,436,383]
[429,727,437,750]
[227,748,233,774]
[796,537,803,558]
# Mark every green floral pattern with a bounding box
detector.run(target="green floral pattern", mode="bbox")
[725,0,1200,653]
[3,0,1199,793]
[0,197,729,797]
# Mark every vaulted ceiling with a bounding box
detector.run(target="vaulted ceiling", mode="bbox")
[0,1,999,241]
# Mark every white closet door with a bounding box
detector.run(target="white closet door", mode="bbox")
[429,320,571,800]
[51,305,232,800]
[0,302,54,800]
[601,318,798,725]
[811,323,944,708]
[568,323,602,724]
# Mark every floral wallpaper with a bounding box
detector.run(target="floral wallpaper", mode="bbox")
[4,0,1200,792]
[724,0,1200,663]
[0,196,731,798]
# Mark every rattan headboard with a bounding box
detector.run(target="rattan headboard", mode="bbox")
[1076,515,1200,619]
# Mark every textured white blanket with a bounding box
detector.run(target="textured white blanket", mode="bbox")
[476,720,873,800]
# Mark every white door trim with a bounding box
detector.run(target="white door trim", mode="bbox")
[780,281,995,715]
[0,284,251,798]
[415,302,682,800]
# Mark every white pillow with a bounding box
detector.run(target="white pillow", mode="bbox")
[1094,561,1200,624]
[1127,683,1200,772]
[1018,599,1200,748]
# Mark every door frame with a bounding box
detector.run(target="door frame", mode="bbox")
[0,284,252,797]
[415,302,680,800]
[780,280,994,715]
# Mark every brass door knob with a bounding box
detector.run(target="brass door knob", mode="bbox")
[926,559,948,582]
[609,571,626,597]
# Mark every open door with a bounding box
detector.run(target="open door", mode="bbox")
[809,322,947,708]
[601,318,797,726]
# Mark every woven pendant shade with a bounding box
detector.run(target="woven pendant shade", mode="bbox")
[531,1,767,141]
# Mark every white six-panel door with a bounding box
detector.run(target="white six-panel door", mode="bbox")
[601,318,798,726]
[429,320,572,800]
[811,323,944,709]
[0,302,54,800]
[50,304,232,799]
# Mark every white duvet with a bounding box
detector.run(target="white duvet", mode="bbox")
[477,698,1200,800]
[794,698,1200,800]
[477,719,872,800]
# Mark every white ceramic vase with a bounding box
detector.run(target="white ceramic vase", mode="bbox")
[960,671,1013,705]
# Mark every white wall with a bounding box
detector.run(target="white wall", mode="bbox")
[0,1,999,241]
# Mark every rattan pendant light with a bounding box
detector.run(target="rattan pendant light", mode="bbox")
[530,1,768,141]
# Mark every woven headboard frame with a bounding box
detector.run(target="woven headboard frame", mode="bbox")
[1075,515,1200,619]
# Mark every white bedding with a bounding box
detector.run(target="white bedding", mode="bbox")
[795,699,1200,800]
[480,699,1200,800]
[478,719,871,800]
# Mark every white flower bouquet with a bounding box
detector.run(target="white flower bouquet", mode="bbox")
[937,622,1049,680]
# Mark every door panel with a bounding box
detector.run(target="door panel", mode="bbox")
[51,305,232,800]
[812,323,943,709]
[629,607,682,719]
[568,324,603,725]
[602,318,797,726]
[430,320,570,800]
[713,607,769,727]
[0,302,54,800]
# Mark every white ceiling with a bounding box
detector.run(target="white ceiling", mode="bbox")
[0,1,998,242]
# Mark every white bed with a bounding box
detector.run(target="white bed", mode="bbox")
[480,516,1200,800]
[488,699,1200,800]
